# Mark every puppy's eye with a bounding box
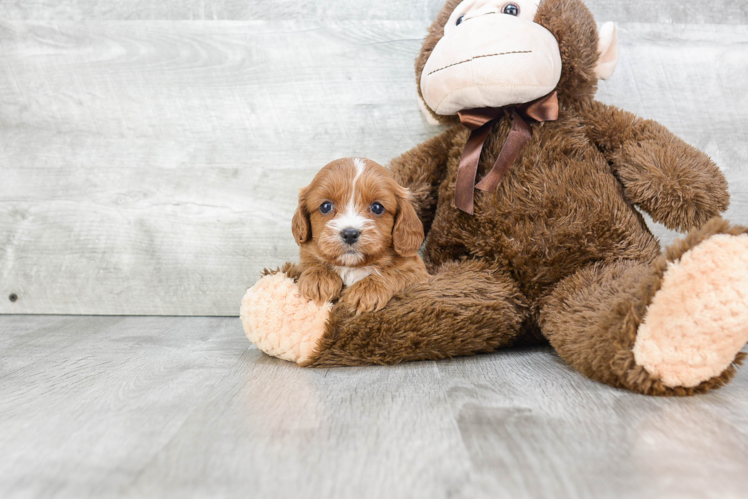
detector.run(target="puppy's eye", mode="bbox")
[456,15,465,25]
[320,201,333,214]
[370,202,385,215]
[502,4,519,15]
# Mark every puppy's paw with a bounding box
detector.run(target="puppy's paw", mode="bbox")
[341,278,394,314]
[298,268,343,305]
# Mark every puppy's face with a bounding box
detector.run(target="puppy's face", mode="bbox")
[292,158,424,267]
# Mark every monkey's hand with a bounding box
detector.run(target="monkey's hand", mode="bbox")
[582,101,729,232]
[298,266,343,305]
[611,136,729,231]
[389,126,462,234]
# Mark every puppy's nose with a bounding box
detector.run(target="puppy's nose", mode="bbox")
[341,228,360,245]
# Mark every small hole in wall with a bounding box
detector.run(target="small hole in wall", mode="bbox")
[9,293,18,302]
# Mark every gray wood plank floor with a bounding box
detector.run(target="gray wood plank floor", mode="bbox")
[2,315,748,498]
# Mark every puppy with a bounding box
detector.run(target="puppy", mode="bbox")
[292,157,429,314]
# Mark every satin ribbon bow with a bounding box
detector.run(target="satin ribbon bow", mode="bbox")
[454,91,559,214]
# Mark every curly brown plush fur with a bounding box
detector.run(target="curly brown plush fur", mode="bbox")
[256,0,746,396]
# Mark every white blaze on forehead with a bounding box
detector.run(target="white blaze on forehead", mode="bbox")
[328,158,371,233]
[352,157,366,173]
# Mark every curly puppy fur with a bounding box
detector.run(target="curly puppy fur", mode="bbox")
[267,0,742,396]
[292,158,429,314]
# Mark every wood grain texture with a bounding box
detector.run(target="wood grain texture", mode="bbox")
[0,20,440,315]
[1,0,746,23]
[0,19,747,315]
[1,315,747,497]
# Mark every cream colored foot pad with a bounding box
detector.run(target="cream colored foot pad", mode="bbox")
[634,234,748,388]
[240,273,331,364]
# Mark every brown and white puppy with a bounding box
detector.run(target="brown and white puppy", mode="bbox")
[292,157,429,314]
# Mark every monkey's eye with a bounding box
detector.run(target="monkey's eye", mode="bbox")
[502,4,519,15]
[370,202,385,215]
[456,15,465,25]
[320,201,333,214]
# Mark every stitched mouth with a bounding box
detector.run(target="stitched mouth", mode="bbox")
[427,50,532,76]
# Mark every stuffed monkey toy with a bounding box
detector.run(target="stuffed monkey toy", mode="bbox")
[242,0,748,396]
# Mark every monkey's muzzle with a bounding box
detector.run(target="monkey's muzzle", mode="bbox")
[420,14,562,116]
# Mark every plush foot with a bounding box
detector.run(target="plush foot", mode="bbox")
[634,234,748,388]
[240,272,330,364]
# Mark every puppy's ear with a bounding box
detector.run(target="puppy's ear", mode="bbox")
[292,187,312,245]
[392,187,424,256]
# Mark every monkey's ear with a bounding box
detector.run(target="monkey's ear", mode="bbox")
[291,187,312,245]
[417,94,442,127]
[595,22,619,80]
[392,187,425,257]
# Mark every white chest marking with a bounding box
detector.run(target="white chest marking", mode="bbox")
[335,266,375,287]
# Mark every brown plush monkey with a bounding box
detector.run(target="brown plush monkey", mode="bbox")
[242,0,748,396]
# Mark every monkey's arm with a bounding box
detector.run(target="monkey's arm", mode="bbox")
[389,126,462,234]
[580,100,729,232]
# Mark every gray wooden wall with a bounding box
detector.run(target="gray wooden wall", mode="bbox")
[1,1,747,316]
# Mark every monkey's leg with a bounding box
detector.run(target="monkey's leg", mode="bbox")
[539,218,748,395]
[242,260,530,367]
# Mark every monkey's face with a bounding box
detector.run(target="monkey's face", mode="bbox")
[420,0,562,115]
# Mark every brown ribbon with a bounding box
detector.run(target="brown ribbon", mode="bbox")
[454,91,559,214]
